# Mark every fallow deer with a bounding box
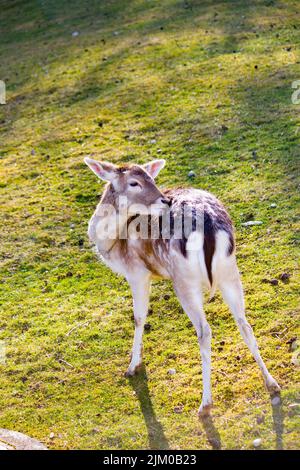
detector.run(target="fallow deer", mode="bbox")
[84,157,280,416]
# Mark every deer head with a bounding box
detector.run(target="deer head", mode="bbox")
[84,158,170,216]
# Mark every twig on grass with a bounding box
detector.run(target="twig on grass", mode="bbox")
[66,320,90,337]
[58,358,74,368]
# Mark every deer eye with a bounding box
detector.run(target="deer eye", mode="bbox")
[129,181,140,187]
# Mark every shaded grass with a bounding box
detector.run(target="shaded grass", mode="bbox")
[0,0,299,449]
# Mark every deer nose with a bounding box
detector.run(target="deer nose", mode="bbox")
[160,197,171,206]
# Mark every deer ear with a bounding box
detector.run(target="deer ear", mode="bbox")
[84,158,117,181]
[143,159,166,179]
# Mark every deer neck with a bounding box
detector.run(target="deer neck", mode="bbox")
[90,186,129,254]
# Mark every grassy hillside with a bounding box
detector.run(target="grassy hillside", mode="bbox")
[0,0,299,450]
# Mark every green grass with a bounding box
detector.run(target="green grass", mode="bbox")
[0,0,299,450]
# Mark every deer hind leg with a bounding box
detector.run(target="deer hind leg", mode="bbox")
[219,264,280,395]
[125,272,151,377]
[173,279,212,416]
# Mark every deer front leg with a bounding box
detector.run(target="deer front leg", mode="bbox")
[125,273,151,377]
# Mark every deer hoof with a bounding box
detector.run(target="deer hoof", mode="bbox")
[266,377,281,395]
[198,402,212,418]
[124,364,141,378]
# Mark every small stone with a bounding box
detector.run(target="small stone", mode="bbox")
[286,336,297,347]
[288,403,299,409]
[271,395,281,406]
[72,31,79,37]
[270,203,277,208]
[289,339,298,352]
[253,438,262,448]
[0,429,47,450]
[188,170,195,178]
[31,149,36,156]
[291,351,300,366]
[168,368,176,375]
[49,432,55,439]
[144,323,151,331]
[70,223,75,229]
[149,139,157,144]
[241,220,263,227]
[269,279,279,286]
